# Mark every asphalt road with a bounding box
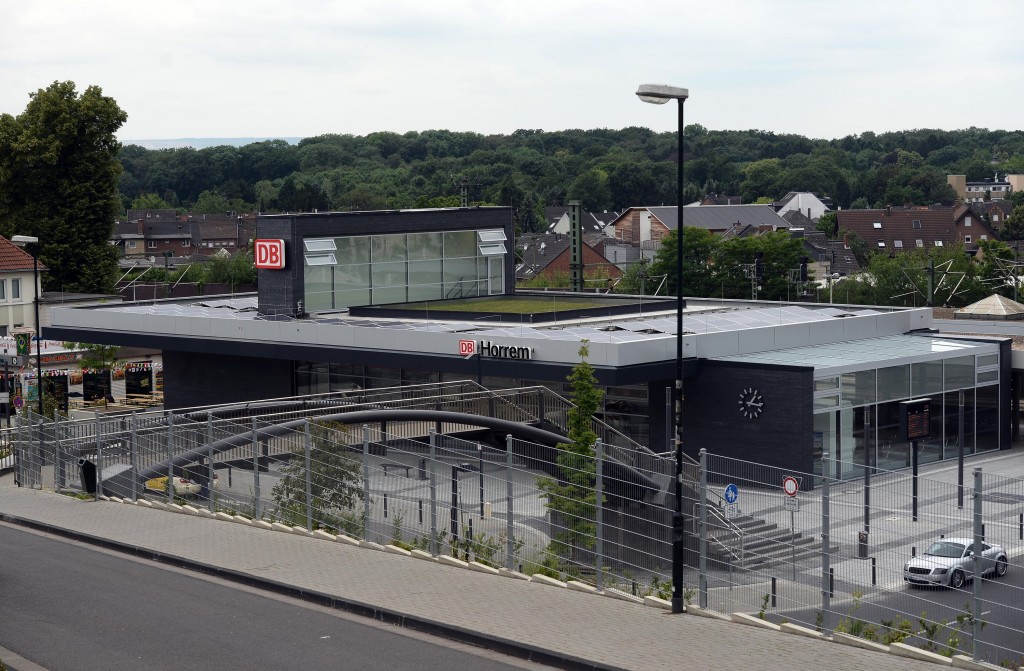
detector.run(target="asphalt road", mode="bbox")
[770,567,1024,666]
[0,524,548,671]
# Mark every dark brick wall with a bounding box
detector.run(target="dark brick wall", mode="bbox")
[162,350,294,409]
[681,361,815,475]
[255,208,514,316]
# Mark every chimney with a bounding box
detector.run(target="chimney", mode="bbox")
[137,219,144,236]
[843,233,849,249]
[886,205,891,215]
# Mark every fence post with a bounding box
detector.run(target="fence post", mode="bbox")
[505,433,514,571]
[699,447,708,609]
[95,411,103,500]
[165,413,174,503]
[430,428,438,557]
[821,451,831,636]
[595,439,604,592]
[362,424,370,541]
[477,443,484,517]
[130,412,138,502]
[251,418,260,519]
[53,408,62,493]
[14,410,22,487]
[971,466,982,661]
[304,418,313,532]
[206,414,214,512]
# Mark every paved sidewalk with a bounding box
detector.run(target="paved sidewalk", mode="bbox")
[0,478,947,671]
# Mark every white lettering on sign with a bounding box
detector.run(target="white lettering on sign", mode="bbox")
[254,239,286,269]
[457,339,534,360]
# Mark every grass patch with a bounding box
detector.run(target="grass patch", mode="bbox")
[387,294,649,314]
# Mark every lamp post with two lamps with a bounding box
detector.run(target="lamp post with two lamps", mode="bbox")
[11,235,43,415]
[636,83,688,614]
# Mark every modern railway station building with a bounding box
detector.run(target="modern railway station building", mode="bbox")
[46,207,1013,481]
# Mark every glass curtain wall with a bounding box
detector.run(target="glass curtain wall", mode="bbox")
[304,230,506,312]
[815,353,1000,482]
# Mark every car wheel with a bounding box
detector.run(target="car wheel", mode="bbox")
[995,557,1008,578]
[950,569,966,589]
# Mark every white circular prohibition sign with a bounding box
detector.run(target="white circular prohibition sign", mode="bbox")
[782,476,799,497]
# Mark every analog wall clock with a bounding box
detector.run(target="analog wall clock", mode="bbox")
[738,387,764,419]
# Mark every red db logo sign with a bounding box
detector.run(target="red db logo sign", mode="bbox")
[459,339,476,356]
[254,239,285,269]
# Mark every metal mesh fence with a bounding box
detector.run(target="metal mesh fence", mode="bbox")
[5,396,1024,665]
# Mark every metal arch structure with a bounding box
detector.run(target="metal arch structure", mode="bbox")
[137,409,569,480]
[102,409,659,495]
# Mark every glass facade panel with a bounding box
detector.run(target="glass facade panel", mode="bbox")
[335,236,370,264]
[408,232,442,260]
[877,364,909,402]
[372,286,407,304]
[912,361,943,396]
[444,257,477,285]
[407,283,443,302]
[977,370,998,384]
[409,259,442,286]
[304,266,333,312]
[841,370,875,407]
[372,234,407,262]
[335,288,370,308]
[813,395,838,411]
[814,377,839,393]
[372,261,407,287]
[976,385,999,452]
[977,354,997,368]
[944,355,974,391]
[876,401,911,470]
[443,231,477,257]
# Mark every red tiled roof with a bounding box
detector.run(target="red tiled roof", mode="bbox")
[836,207,959,252]
[0,237,47,272]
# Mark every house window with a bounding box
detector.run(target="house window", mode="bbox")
[877,240,885,247]
[148,241,158,249]
[934,241,943,247]
[994,215,1000,222]
[873,222,882,229]
[916,239,924,248]
[965,217,972,227]
[12,278,20,299]
[0,280,5,300]
[912,220,922,229]
[981,235,988,241]
[182,240,191,247]
[127,240,137,249]
[964,235,972,244]
[894,240,903,248]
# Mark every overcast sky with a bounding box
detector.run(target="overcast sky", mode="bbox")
[3,0,1022,143]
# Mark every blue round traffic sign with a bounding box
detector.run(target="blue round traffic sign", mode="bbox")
[724,483,738,504]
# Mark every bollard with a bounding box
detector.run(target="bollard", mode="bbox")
[829,568,834,598]
[771,576,777,607]
[418,499,423,525]
[912,546,916,557]
[982,523,985,541]
[1019,513,1023,541]
[871,557,877,586]
[383,492,388,519]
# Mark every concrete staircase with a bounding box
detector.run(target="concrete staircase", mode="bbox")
[707,513,828,570]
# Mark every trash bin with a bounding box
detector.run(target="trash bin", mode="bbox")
[858,530,869,559]
[79,458,97,495]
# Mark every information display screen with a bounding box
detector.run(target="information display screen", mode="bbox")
[900,398,931,442]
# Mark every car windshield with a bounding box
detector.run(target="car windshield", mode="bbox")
[925,542,965,558]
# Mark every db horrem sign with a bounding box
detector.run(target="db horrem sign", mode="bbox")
[459,339,534,360]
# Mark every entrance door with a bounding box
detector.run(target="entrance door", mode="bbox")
[487,256,503,295]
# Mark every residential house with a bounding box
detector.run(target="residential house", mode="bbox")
[543,207,619,236]
[699,194,742,205]
[969,201,1014,234]
[0,237,46,337]
[192,215,257,256]
[774,192,832,221]
[835,205,997,255]
[113,219,200,259]
[516,232,620,283]
[609,205,790,249]
[792,230,862,279]
[947,173,1024,203]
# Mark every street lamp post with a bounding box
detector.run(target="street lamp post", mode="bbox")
[636,83,688,614]
[11,235,42,415]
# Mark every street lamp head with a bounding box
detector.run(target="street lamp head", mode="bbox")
[11,235,39,247]
[636,84,689,104]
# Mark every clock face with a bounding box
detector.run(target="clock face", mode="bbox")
[738,387,764,419]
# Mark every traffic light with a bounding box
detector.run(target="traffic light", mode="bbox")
[799,257,808,282]
[754,251,764,278]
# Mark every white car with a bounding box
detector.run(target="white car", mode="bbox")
[904,537,1008,588]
